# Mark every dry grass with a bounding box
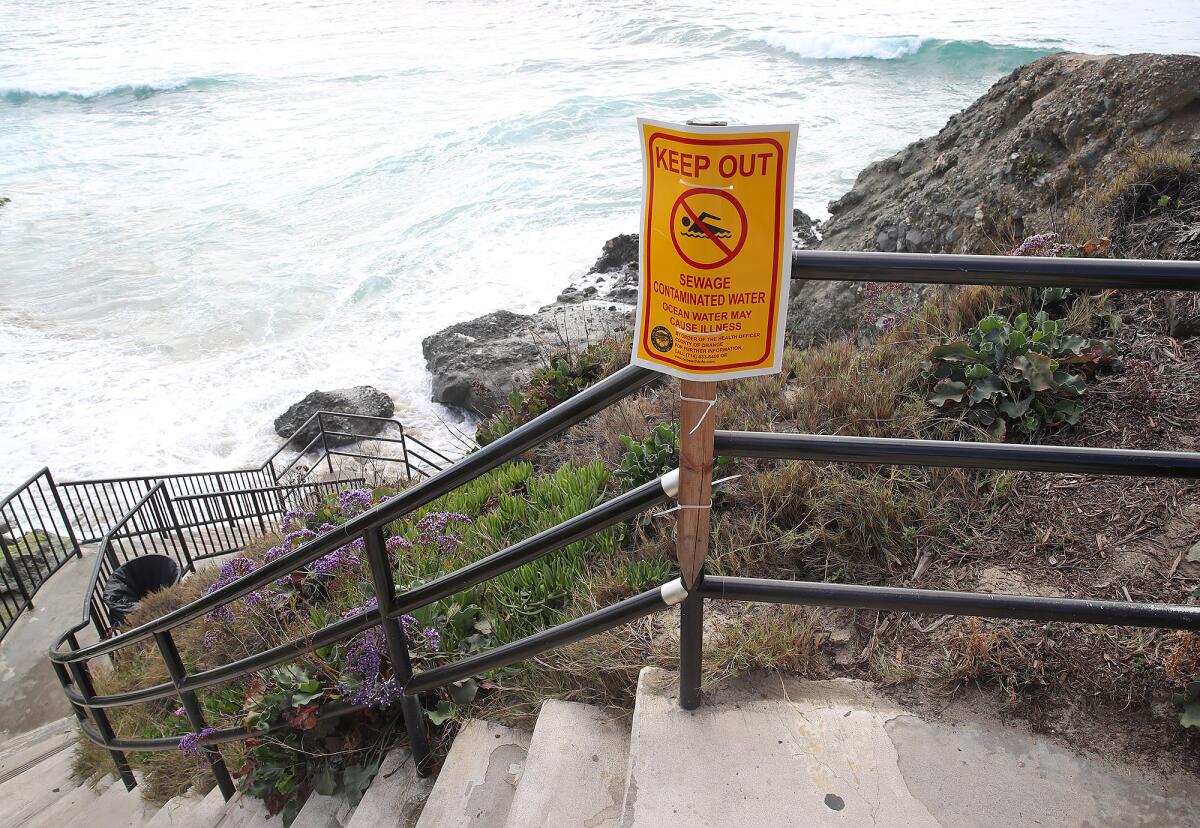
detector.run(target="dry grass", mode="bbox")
[705,604,826,681]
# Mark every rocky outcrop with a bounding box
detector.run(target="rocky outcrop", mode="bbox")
[274,386,395,447]
[789,52,1200,344]
[423,240,636,415]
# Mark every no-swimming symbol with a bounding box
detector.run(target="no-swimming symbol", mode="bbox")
[670,188,747,270]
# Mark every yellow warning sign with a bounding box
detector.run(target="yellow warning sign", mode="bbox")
[632,118,797,380]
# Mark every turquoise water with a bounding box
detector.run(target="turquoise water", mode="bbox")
[2,0,1198,488]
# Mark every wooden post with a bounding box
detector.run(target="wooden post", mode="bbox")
[676,379,717,588]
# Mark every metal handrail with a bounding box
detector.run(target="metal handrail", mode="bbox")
[49,363,660,792]
[46,249,1200,806]
[714,432,1200,477]
[50,365,658,664]
[790,249,1200,290]
[61,473,674,708]
[0,467,81,641]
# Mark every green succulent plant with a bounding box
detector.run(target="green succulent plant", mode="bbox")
[617,422,680,488]
[923,311,1115,440]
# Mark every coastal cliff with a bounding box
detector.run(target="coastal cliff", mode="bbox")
[424,52,1200,414]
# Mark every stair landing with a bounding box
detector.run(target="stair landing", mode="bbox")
[621,667,1200,827]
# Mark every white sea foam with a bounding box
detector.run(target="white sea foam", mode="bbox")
[0,0,1195,492]
[760,32,928,60]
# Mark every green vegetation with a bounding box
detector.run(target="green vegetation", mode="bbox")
[475,340,626,446]
[616,422,679,488]
[76,148,1200,808]
[923,311,1114,439]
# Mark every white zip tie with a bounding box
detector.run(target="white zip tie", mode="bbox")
[655,474,742,516]
[679,392,716,435]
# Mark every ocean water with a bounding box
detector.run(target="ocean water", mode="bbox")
[2,0,1198,490]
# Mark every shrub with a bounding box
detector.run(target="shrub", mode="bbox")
[476,340,625,446]
[81,462,621,819]
[923,311,1114,439]
[616,422,679,488]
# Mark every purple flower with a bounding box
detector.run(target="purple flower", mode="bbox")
[337,489,375,517]
[340,626,401,708]
[341,597,378,618]
[281,529,317,551]
[206,556,256,594]
[174,706,186,717]
[385,535,412,552]
[316,523,338,534]
[415,512,471,534]
[310,544,361,577]
[202,629,222,649]
[179,727,216,760]
[281,509,315,533]
[401,614,441,652]
[1009,232,1067,258]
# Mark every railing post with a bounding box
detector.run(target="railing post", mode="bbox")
[66,657,137,790]
[679,578,704,711]
[364,526,433,776]
[216,477,236,528]
[398,424,414,482]
[318,413,334,476]
[160,490,194,574]
[154,630,237,800]
[45,470,82,559]
[675,379,717,709]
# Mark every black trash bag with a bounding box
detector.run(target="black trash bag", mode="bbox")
[102,554,181,626]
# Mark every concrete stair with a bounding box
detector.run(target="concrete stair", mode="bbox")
[5,675,1200,827]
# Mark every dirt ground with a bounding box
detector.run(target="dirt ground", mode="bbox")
[813,289,1200,774]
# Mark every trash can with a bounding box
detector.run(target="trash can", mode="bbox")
[102,554,181,626]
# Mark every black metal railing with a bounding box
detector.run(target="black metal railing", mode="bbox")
[48,410,449,550]
[46,250,1200,805]
[0,468,81,641]
[50,365,663,792]
[171,478,367,563]
[80,477,368,639]
[84,483,193,639]
[58,469,274,547]
[264,411,452,486]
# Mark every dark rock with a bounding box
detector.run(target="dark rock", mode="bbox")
[274,386,395,447]
[1167,293,1200,338]
[795,52,1200,346]
[793,208,821,249]
[423,303,632,416]
[590,233,639,273]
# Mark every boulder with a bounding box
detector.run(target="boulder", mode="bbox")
[793,52,1200,345]
[273,386,395,448]
[793,208,820,249]
[423,302,632,416]
[423,234,640,416]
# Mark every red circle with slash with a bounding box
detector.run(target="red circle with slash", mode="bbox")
[670,188,748,270]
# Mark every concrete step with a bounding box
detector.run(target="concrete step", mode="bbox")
[621,666,1200,827]
[24,772,105,828]
[144,784,228,828]
[292,792,353,828]
[0,716,77,780]
[503,701,629,828]
[213,792,273,828]
[344,748,431,828]
[62,774,157,828]
[0,739,83,828]
[415,720,530,828]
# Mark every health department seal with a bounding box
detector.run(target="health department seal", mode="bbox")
[650,325,673,353]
